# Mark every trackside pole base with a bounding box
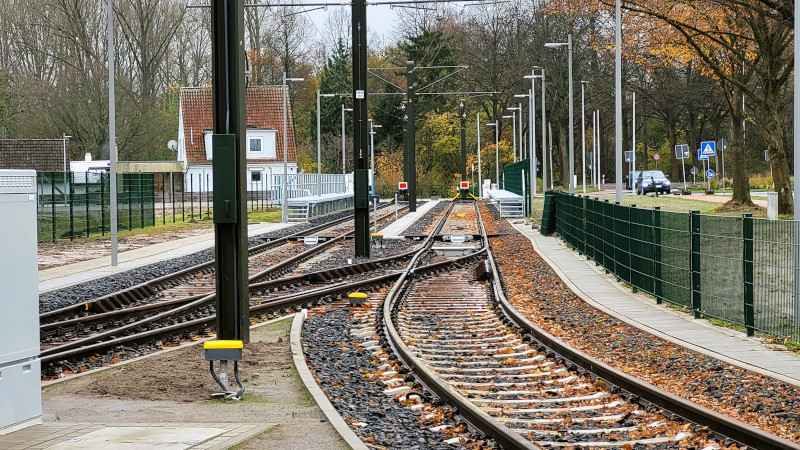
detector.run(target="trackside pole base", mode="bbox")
[205,340,245,400]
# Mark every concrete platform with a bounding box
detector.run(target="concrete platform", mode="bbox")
[0,422,273,449]
[513,221,800,387]
[380,199,444,239]
[39,222,294,294]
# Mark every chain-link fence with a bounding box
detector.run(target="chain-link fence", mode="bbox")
[547,191,800,339]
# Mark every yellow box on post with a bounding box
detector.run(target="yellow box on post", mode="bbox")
[348,292,368,306]
[204,340,245,399]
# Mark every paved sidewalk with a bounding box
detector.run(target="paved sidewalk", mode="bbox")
[0,422,273,449]
[381,200,443,238]
[513,222,800,387]
[39,222,293,293]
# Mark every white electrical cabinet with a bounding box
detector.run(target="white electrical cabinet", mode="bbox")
[0,169,42,434]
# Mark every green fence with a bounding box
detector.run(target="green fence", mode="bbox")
[549,191,800,339]
[37,172,155,242]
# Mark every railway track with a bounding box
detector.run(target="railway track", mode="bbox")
[39,204,416,377]
[376,200,797,449]
[40,203,406,326]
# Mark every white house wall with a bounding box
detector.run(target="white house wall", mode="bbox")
[184,163,297,192]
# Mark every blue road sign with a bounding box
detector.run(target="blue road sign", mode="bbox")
[706,169,715,178]
[700,141,716,157]
[698,149,709,161]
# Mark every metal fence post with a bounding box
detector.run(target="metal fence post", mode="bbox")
[653,207,662,303]
[101,172,106,236]
[69,172,75,241]
[139,173,145,229]
[51,174,56,242]
[85,172,90,237]
[628,204,635,291]
[691,210,702,319]
[162,173,166,225]
[128,176,133,231]
[743,213,755,336]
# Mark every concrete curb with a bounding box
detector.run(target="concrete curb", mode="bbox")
[290,312,367,450]
[510,221,800,388]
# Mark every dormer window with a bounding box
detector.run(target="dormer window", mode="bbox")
[249,137,263,153]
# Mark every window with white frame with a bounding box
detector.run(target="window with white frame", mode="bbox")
[250,171,262,182]
[249,137,263,153]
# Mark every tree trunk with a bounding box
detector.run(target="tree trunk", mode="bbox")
[728,88,752,205]
[762,117,793,214]
[667,116,679,181]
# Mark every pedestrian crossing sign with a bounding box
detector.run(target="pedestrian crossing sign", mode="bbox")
[700,141,716,157]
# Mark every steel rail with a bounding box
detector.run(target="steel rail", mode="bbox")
[489,254,800,449]
[41,203,407,322]
[380,201,537,450]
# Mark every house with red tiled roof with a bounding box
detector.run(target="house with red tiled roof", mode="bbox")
[0,139,69,172]
[177,86,297,191]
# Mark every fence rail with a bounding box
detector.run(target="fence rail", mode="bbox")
[547,191,800,339]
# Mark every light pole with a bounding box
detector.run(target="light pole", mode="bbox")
[515,91,537,197]
[545,34,574,193]
[486,121,499,187]
[369,120,381,196]
[282,71,304,223]
[476,113,483,197]
[581,81,588,193]
[502,113,516,163]
[317,91,336,195]
[615,0,623,203]
[507,106,522,161]
[341,104,353,193]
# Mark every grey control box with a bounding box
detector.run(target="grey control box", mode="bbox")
[0,169,42,434]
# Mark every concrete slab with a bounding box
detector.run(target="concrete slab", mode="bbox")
[512,222,800,387]
[0,423,274,450]
[46,426,226,449]
[381,200,444,239]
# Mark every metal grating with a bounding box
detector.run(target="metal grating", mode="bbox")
[0,175,34,188]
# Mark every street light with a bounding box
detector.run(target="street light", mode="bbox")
[476,112,483,197]
[317,91,336,195]
[486,121,499,187]
[615,0,623,203]
[525,68,546,193]
[545,34,574,193]
[369,120,381,196]
[341,104,353,193]
[282,71,304,223]
[581,81,589,193]
[502,114,516,163]
[507,106,523,160]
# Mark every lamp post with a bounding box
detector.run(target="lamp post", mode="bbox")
[615,0,623,203]
[514,92,536,197]
[508,106,523,160]
[476,113,482,197]
[526,68,547,192]
[282,71,304,223]
[545,34,574,193]
[486,121,499,187]
[369,120,381,196]
[341,104,353,193]
[317,91,336,195]
[502,113,516,163]
[581,81,588,193]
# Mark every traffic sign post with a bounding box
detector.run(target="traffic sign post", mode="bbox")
[700,141,716,194]
[676,144,690,193]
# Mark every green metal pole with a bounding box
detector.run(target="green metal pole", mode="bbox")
[352,0,370,257]
[691,210,702,319]
[743,213,754,336]
[405,61,417,212]
[211,0,249,343]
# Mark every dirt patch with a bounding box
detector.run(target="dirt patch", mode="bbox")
[713,200,765,213]
[69,340,289,403]
[38,227,213,270]
[42,318,348,449]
